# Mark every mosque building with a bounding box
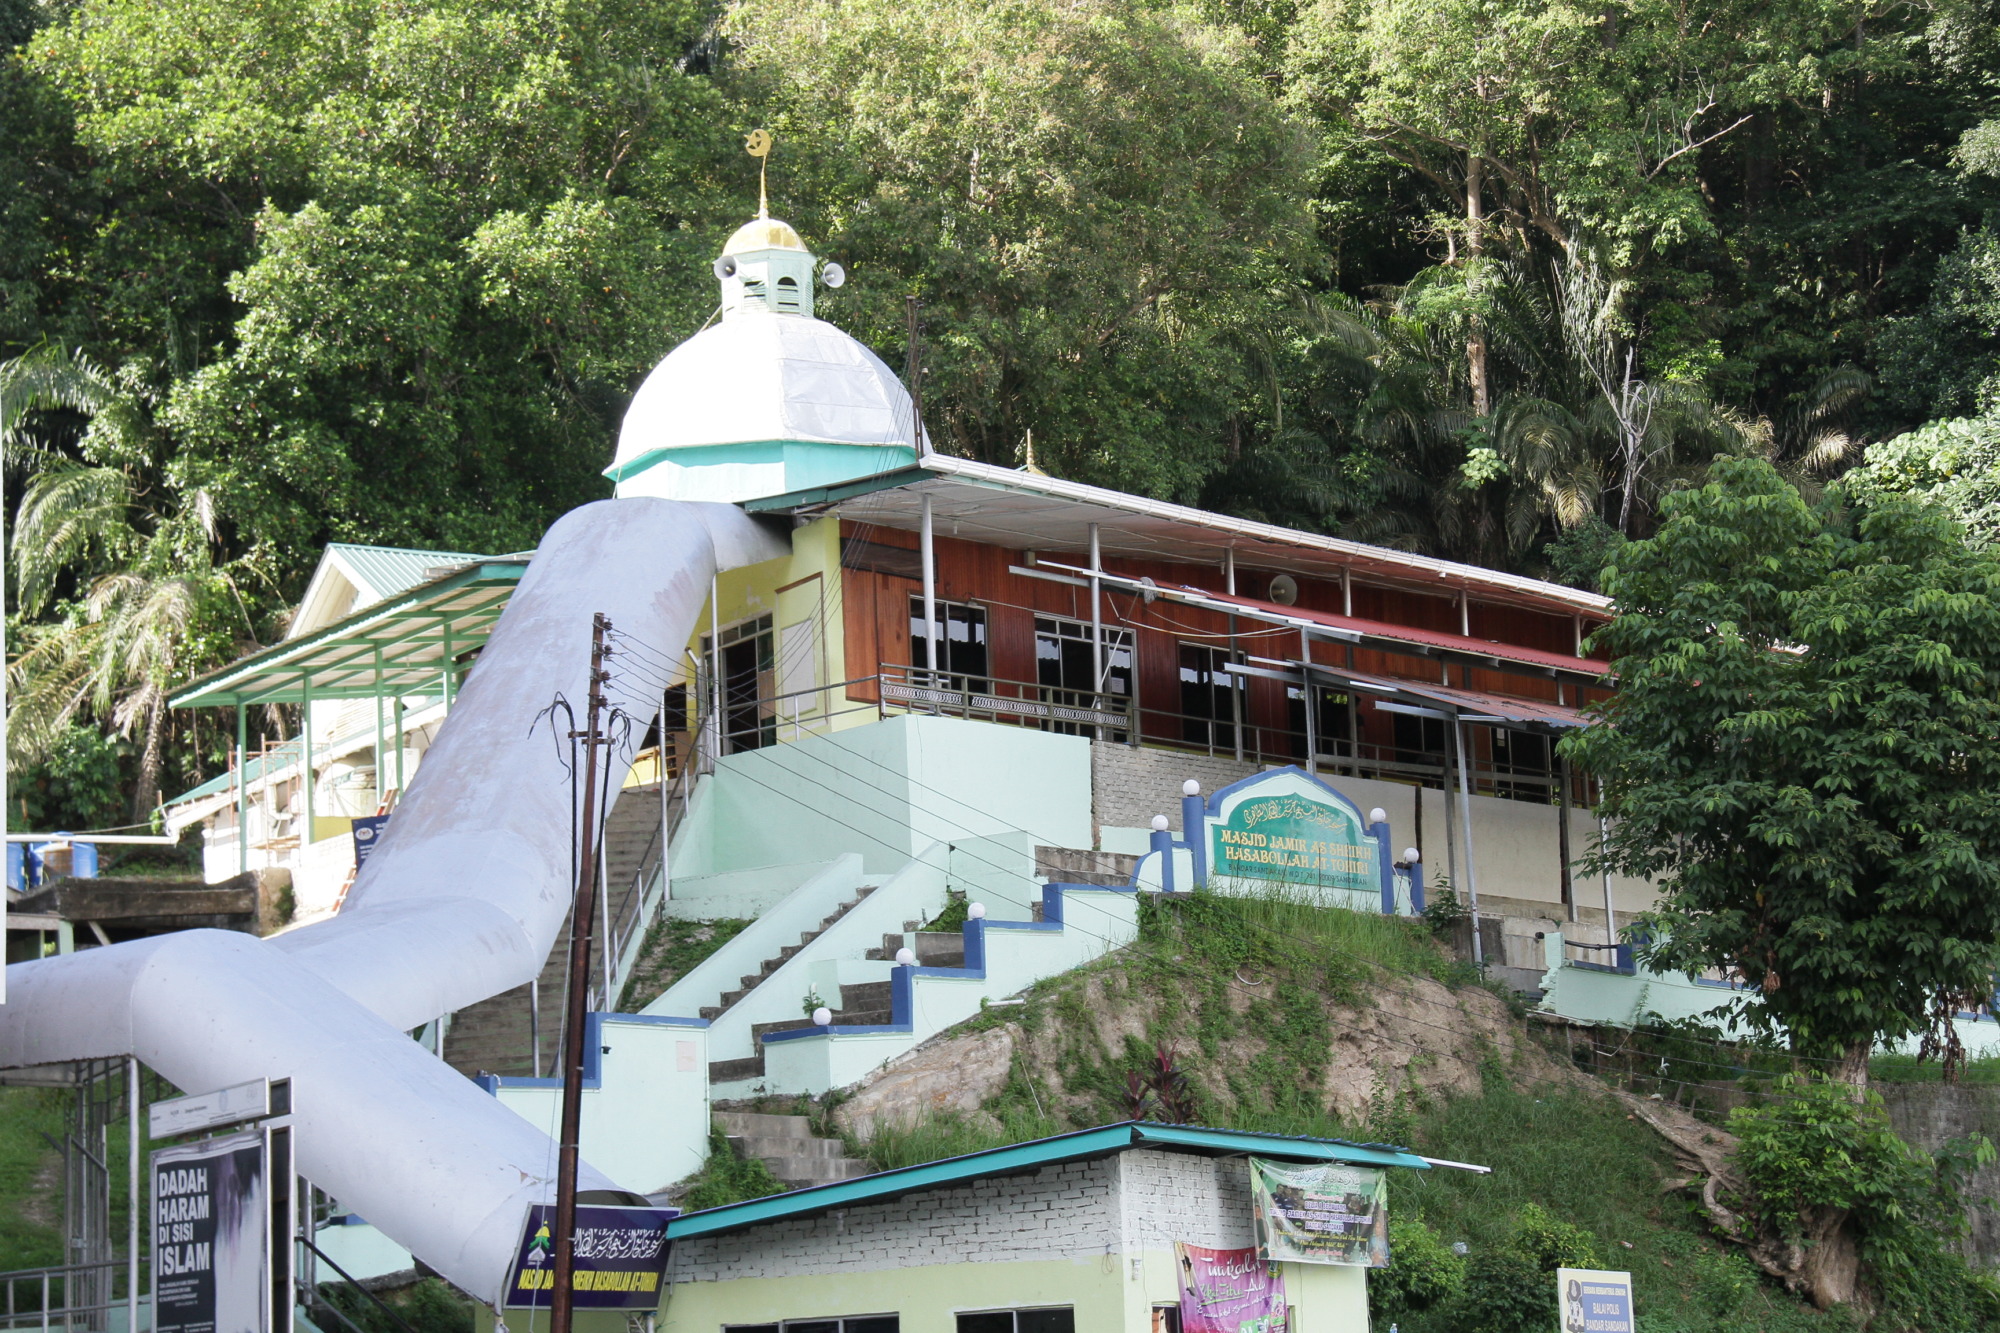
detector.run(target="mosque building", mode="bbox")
[131,192,1685,1332]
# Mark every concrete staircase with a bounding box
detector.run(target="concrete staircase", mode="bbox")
[443,782,665,1079]
[713,1111,872,1190]
[701,885,880,1084]
[1035,845,1139,888]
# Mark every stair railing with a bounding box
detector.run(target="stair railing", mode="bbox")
[602,707,713,1009]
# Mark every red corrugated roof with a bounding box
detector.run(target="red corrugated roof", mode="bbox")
[1171,586,1614,678]
[1328,667,1592,730]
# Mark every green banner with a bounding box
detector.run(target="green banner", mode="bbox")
[1211,792,1375,890]
[1249,1158,1389,1267]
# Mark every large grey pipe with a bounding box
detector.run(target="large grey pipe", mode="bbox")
[0,498,788,1304]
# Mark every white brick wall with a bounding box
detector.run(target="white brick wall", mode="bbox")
[670,1159,1116,1282]
[1092,745,1257,833]
[668,1148,1252,1286]
[1117,1149,1253,1253]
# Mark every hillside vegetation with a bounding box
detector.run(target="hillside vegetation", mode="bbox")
[692,891,1996,1332]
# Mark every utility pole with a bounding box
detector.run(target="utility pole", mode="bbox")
[550,612,612,1333]
[905,296,927,458]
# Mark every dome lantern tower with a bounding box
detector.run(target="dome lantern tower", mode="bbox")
[715,216,816,319]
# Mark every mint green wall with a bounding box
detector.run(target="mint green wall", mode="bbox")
[692,715,1092,877]
[656,1253,1369,1332]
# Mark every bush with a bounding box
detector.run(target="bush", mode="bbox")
[1451,1251,1552,1333]
[9,724,124,834]
[1368,1214,1465,1324]
[1730,1074,2000,1330]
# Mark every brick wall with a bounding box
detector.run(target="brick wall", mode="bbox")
[669,1158,1117,1283]
[1117,1149,1254,1252]
[668,1148,1253,1286]
[1092,744,1258,834]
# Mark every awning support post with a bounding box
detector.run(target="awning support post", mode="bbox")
[1226,549,1243,762]
[236,703,249,878]
[374,651,386,808]
[1454,716,1484,966]
[302,676,314,848]
[920,493,938,681]
[1557,755,1575,922]
[1089,523,1104,742]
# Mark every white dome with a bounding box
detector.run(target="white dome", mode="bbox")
[613,310,919,472]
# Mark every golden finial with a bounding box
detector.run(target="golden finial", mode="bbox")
[745,129,773,218]
[1022,429,1048,476]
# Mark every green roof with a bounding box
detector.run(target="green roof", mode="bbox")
[164,739,306,808]
[326,543,494,601]
[170,558,528,709]
[667,1120,1431,1240]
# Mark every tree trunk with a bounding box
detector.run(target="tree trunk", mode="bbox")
[1796,1206,1865,1311]
[1465,151,1489,417]
[131,696,166,825]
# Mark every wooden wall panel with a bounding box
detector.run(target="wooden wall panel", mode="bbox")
[835,518,1606,740]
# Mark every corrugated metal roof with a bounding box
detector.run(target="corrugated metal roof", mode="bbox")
[170,558,527,709]
[164,739,304,808]
[667,1120,1430,1240]
[327,544,491,602]
[1178,586,1613,679]
[746,456,1613,619]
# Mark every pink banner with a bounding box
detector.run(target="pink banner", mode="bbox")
[1175,1242,1288,1333]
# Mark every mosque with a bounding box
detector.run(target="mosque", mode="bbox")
[12,189,1678,1333]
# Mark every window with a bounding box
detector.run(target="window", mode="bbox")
[701,614,775,754]
[1035,616,1132,737]
[776,274,802,312]
[1287,683,1351,761]
[1489,726,1551,801]
[908,597,989,687]
[728,1312,900,1320]
[1150,1308,1182,1333]
[1178,642,1241,750]
[1391,710,1445,770]
[956,1311,1074,1333]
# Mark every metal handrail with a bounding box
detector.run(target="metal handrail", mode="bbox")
[0,1258,146,1333]
[296,1234,422,1333]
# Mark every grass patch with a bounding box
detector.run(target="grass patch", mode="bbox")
[616,916,752,1011]
[678,1129,789,1212]
[0,1087,67,1271]
[1870,1050,2000,1084]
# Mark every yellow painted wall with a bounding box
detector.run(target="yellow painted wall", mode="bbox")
[683,516,870,738]
[653,1251,1371,1333]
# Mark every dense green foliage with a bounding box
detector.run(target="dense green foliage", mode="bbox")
[8,0,2000,809]
[839,891,1868,1332]
[1729,1076,2000,1330]
[1567,457,2000,1072]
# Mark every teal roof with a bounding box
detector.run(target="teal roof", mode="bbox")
[164,739,305,808]
[170,558,528,709]
[667,1120,1430,1241]
[326,543,493,601]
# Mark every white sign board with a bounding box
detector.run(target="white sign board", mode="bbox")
[1559,1267,1634,1333]
[150,1079,270,1139]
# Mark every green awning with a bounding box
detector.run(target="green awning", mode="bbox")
[667,1120,1433,1240]
[169,559,528,709]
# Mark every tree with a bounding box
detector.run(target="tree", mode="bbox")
[21,0,739,564]
[1845,415,2000,548]
[724,0,1317,500]
[1566,457,2000,1089]
[3,342,249,818]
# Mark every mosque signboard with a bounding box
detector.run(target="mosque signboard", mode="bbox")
[504,1203,677,1310]
[1133,768,1399,913]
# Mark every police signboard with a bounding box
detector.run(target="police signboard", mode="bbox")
[351,815,391,867]
[153,1129,269,1333]
[1559,1267,1635,1333]
[504,1204,677,1310]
